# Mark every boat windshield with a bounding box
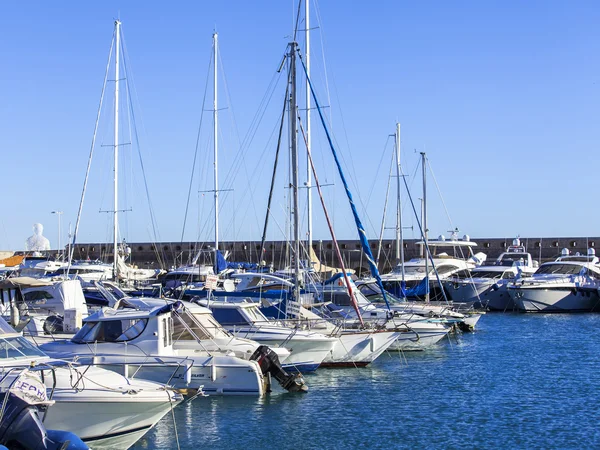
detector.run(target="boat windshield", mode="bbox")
[496,254,529,266]
[398,266,426,275]
[469,271,506,279]
[172,312,231,340]
[356,284,403,304]
[243,306,270,323]
[0,336,46,359]
[535,264,587,276]
[72,318,148,343]
[0,318,19,335]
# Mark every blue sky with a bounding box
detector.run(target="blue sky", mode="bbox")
[0,1,598,252]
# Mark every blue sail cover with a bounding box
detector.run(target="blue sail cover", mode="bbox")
[216,250,227,273]
[404,277,429,298]
[216,249,264,271]
[300,56,391,310]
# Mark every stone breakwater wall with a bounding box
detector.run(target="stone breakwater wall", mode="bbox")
[62,237,600,273]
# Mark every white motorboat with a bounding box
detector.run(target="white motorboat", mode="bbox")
[106,293,293,364]
[0,277,89,336]
[0,317,182,449]
[51,260,113,283]
[38,301,305,395]
[312,276,451,350]
[508,248,600,313]
[201,300,337,372]
[380,234,487,301]
[443,238,539,311]
[291,305,403,366]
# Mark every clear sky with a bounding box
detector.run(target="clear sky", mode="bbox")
[0,1,598,252]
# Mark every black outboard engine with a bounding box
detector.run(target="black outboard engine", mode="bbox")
[250,345,308,393]
[43,315,64,335]
[0,369,88,450]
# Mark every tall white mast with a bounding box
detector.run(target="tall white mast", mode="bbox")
[395,123,405,282]
[421,151,429,302]
[290,42,301,301]
[113,19,121,280]
[305,0,313,256]
[213,32,219,266]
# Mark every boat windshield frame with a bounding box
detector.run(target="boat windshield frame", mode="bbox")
[0,336,47,360]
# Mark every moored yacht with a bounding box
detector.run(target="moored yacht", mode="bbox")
[380,234,486,301]
[443,238,539,311]
[0,316,182,449]
[200,300,337,372]
[38,301,305,395]
[508,248,600,313]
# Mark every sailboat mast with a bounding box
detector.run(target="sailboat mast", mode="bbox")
[305,0,313,256]
[113,19,121,280]
[395,123,405,281]
[213,32,219,266]
[289,42,301,300]
[421,151,429,302]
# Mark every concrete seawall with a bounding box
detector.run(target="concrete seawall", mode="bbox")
[53,236,600,274]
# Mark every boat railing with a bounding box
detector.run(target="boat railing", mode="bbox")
[80,353,194,387]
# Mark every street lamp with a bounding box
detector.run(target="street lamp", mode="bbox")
[51,211,63,255]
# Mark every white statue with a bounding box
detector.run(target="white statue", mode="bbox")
[25,223,51,252]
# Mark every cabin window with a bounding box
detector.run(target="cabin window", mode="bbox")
[436,265,460,275]
[535,264,585,275]
[23,291,54,301]
[322,291,354,307]
[163,318,168,347]
[72,318,148,343]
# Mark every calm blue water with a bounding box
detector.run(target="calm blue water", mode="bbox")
[132,313,600,449]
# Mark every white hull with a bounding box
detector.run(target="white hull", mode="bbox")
[483,286,516,311]
[321,330,399,366]
[21,364,180,449]
[44,398,175,449]
[509,285,600,312]
[227,327,337,371]
[445,279,494,303]
[84,355,266,396]
[388,321,449,351]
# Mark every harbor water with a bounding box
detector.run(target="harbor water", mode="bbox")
[133,313,600,449]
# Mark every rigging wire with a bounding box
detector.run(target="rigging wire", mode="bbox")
[180,45,213,244]
[121,39,167,269]
[67,27,115,269]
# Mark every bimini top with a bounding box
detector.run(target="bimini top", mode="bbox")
[83,301,185,323]
[0,277,52,289]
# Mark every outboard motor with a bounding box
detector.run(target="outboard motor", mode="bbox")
[0,369,88,449]
[250,346,308,393]
[43,315,64,335]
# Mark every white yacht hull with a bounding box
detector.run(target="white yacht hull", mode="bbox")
[16,364,182,449]
[509,285,600,312]
[445,279,494,304]
[227,327,337,372]
[388,321,449,351]
[320,330,399,367]
[484,286,516,311]
[91,355,266,396]
[44,397,176,449]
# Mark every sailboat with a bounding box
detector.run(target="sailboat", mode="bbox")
[65,20,164,289]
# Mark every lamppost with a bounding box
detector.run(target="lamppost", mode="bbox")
[51,211,63,255]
